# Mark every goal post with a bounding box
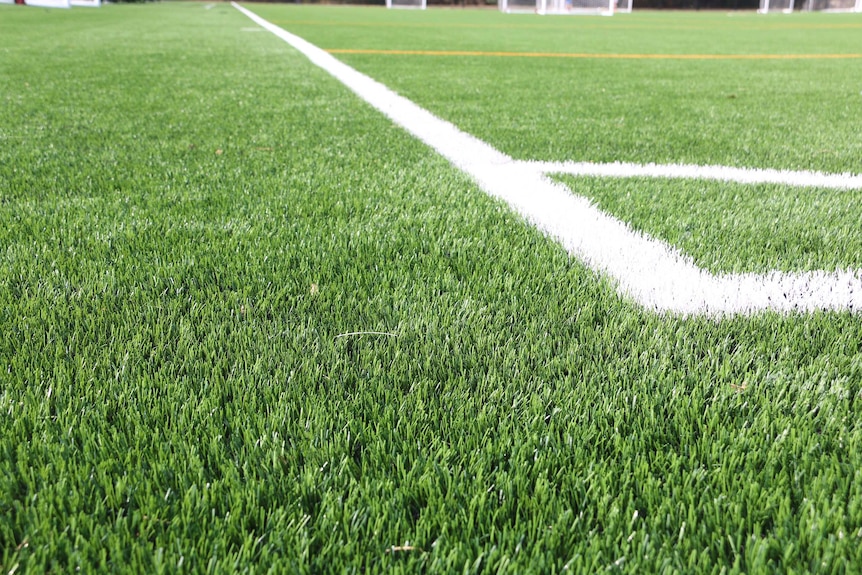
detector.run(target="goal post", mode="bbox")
[501,0,624,14]
[386,0,426,9]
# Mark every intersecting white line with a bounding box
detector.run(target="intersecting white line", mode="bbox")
[232,2,862,316]
[530,161,862,190]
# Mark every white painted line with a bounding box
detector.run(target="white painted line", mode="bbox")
[231,2,862,316]
[530,161,862,190]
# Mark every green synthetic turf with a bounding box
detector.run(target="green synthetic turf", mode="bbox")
[255,5,862,173]
[2,3,862,574]
[250,3,862,273]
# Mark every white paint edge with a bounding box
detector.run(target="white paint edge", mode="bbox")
[231,2,862,316]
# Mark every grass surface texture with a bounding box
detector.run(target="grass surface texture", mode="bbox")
[2,2,862,573]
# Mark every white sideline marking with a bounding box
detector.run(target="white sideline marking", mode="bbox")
[231,2,862,316]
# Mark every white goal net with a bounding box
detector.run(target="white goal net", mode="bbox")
[802,0,861,10]
[386,0,426,9]
[758,0,794,11]
[24,0,71,7]
[760,0,860,11]
[501,0,630,14]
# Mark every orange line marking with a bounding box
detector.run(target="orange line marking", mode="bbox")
[326,48,862,60]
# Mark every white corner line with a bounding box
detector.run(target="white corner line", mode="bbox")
[231,2,862,317]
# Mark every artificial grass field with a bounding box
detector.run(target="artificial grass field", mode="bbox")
[2,2,862,573]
